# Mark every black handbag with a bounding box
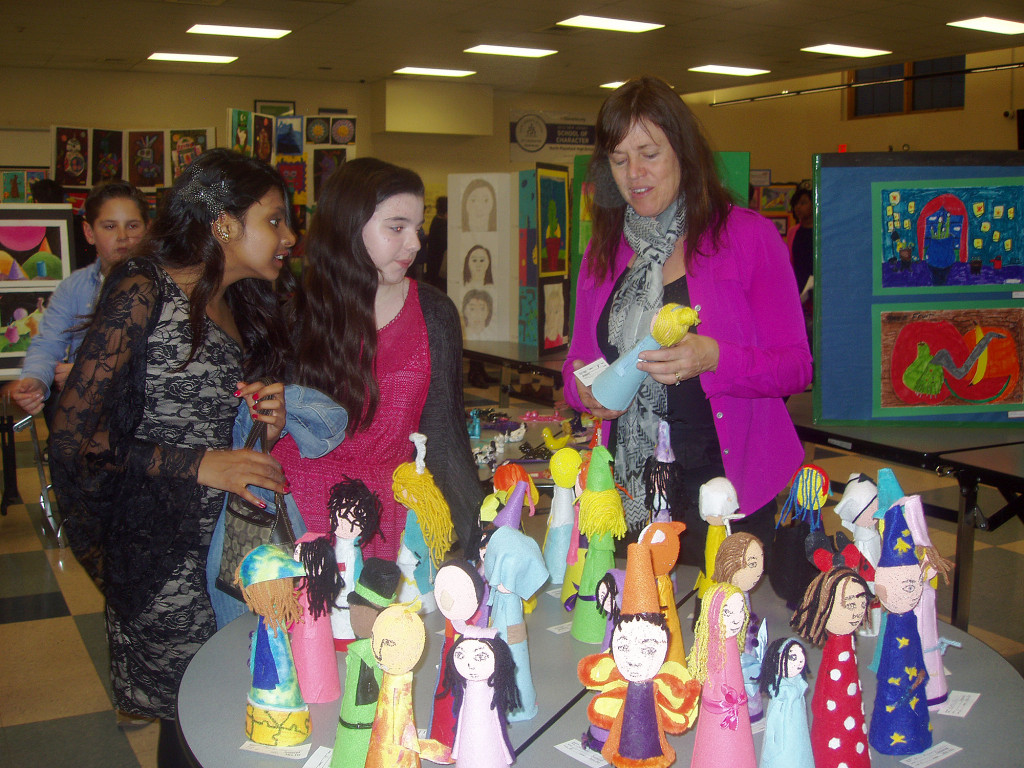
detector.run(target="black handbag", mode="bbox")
[215,417,295,601]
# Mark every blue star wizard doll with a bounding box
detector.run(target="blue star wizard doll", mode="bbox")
[868,502,931,756]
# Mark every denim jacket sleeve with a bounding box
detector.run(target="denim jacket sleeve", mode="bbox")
[232,383,348,458]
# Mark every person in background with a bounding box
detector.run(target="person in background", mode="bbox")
[8,181,148,428]
[562,76,811,571]
[49,149,292,768]
[279,158,483,562]
[786,186,814,348]
[425,195,448,290]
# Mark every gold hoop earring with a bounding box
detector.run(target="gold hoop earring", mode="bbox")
[215,220,230,242]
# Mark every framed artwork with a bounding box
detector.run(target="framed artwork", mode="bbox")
[873,178,1024,292]
[1,171,28,203]
[91,129,123,183]
[126,130,166,188]
[51,126,89,186]
[0,204,74,286]
[254,99,295,117]
[305,117,330,145]
[228,109,253,157]
[252,114,274,163]
[766,214,789,238]
[275,117,304,155]
[536,163,569,278]
[169,128,211,180]
[750,168,772,187]
[759,184,794,213]
[0,287,53,375]
[538,276,569,353]
[330,116,356,145]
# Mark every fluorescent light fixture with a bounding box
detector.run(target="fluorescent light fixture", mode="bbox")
[394,66,475,77]
[801,43,891,57]
[601,81,626,89]
[689,64,770,76]
[465,44,556,58]
[557,15,663,33]
[947,17,1024,35]
[148,52,237,63]
[187,24,290,39]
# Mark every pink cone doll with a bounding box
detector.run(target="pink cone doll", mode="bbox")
[290,533,343,703]
[790,566,871,768]
[688,582,756,768]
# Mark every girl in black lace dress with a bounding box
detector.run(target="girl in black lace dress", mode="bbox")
[50,149,295,768]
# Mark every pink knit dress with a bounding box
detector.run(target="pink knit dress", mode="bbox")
[274,281,430,561]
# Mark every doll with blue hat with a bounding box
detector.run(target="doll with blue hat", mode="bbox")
[235,544,310,747]
[868,501,931,756]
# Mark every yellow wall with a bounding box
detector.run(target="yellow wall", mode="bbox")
[2,45,1022,189]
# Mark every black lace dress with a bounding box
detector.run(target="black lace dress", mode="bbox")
[50,260,241,719]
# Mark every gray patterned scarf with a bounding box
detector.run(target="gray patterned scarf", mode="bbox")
[608,201,686,529]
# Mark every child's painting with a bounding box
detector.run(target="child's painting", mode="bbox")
[875,180,1024,291]
[760,184,794,214]
[305,117,330,145]
[276,117,304,155]
[312,148,346,203]
[52,126,89,186]
[276,156,307,199]
[876,303,1024,415]
[0,206,74,285]
[539,276,569,352]
[229,109,252,157]
[0,289,51,374]
[24,170,48,202]
[91,129,123,183]
[127,130,165,188]
[331,117,356,145]
[2,172,26,203]
[170,129,210,179]
[518,286,538,348]
[537,165,568,278]
[252,114,274,163]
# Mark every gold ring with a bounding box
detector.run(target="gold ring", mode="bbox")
[674,371,682,384]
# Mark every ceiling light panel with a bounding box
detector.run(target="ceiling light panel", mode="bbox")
[689,65,770,76]
[465,44,556,58]
[557,15,663,33]
[947,17,1024,35]
[148,52,237,63]
[394,67,475,77]
[801,44,892,57]
[187,24,290,39]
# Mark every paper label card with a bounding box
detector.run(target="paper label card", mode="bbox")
[573,358,608,387]
[555,739,610,767]
[899,741,963,767]
[241,741,311,760]
[547,621,574,634]
[935,691,979,718]
[302,746,333,768]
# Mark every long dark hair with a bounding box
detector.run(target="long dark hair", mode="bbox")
[290,158,424,433]
[586,76,733,282]
[440,634,521,718]
[132,148,293,379]
[758,637,811,698]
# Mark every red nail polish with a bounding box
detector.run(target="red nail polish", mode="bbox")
[258,501,267,509]
[253,393,260,401]
[233,389,241,397]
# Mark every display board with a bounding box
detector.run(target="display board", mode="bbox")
[814,151,1024,424]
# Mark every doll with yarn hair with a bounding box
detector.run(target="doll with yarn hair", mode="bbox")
[290,533,343,703]
[544,447,582,584]
[581,568,625,753]
[332,557,401,768]
[440,631,521,768]
[756,637,813,768]
[638,521,687,664]
[642,420,684,525]
[366,600,452,768]
[790,565,871,768]
[868,502,931,756]
[769,464,829,605]
[484,525,549,721]
[571,446,627,643]
[578,542,701,768]
[235,545,310,747]
[688,582,756,768]
[428,559,486,748]
[493,461,539,518]
[393,433,455,613]
[329,475,383,650]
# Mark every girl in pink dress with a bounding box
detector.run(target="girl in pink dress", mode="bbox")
[790,565,871,768]
[277,158,483,563]
[688,582,755,768]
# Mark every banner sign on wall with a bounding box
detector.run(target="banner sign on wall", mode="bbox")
[509,110,594,163]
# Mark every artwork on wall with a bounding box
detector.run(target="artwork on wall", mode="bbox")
[252,114,274,163]
[876,303,1023,415]
[254,99,295,117]
[759,184,794,214]
[276,117,304,155]
[311,148,346,202]
[52,126,89,186]
[91,129,123,183]
[330,117,356,145]
[537,164,568,278]
[126,130,166,188]
[2,171,28,203]
[767,215,789,238]
[0,205,74,285]
[169,128,211,180]
[874,179,1024,291]
[305,117,330,145]
[539,276,569,352]
[229,109,253,156]
[0,288,52,374]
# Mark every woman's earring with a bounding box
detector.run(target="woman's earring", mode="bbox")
[215,219,230,242]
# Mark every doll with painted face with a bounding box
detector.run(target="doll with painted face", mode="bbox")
[291,533,344,703]
[756,637,813,768]
[712,533,766,721]
[393,433,455,614]
[642,420,684,525]
[332,557,401,768]
[694,477,742,600]
[235,545,310,747]
[544,447,582,584]
[329,475,383,650]
[366,600,452,768]
[441,631,520,768]
[581,568,626,753]
[428,559,486,748]
[571,446,626,643]
[484,525,549,721]
[688,582,756,768]
[638,521,687,664]
[578,543,701,768]
[868,502,931,756]
[790,566,871,768]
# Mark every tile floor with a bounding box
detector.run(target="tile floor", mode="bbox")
[1,372,1021,768]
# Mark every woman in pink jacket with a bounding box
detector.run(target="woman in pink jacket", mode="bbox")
[563,76,811,569]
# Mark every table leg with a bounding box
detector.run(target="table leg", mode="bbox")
[950,473,979,631]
